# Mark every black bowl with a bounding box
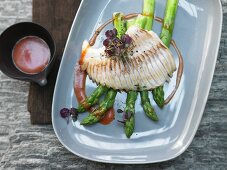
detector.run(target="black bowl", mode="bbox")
[0,22,56,86]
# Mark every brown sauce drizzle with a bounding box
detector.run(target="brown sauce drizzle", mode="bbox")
[164,40,184,104]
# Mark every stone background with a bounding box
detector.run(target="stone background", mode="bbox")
[0,0,226,169]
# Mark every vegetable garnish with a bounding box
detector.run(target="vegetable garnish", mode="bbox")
[103,29,132,58]
[60,108,70,118]
[60,107,78,124]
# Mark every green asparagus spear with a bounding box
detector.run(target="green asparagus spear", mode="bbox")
[139,0,158,121]
[140,91,158,121]
[113,12,126,38]
[152,0,179,108]
[125,115,134,138]
[124,91,138,138]
[160,0,179,47]
[152,86,164,108]
[77,85,108,112]
[143,0,155,30]
[81,89,117,125]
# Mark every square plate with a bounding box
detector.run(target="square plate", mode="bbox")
[52,0,222,164]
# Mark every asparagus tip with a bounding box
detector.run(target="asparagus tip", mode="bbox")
[152,114,159,122]
[144,107,159,122]
[124,116,135,138]
[157,102,164,109]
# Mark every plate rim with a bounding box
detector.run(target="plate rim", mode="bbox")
[52,0,223,164]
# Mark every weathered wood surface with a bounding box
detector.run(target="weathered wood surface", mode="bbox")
[0,0,227,169]
[28,0,81,124]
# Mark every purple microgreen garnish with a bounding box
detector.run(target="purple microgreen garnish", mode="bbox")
[105,28,117,39]
[103,39,111,47]
[60,107,78,124]
[70,108,78,116]
[112,28,117,37]
[70,108,78,122]
[103,29,133,58]
[121,34,132,46]
[60,108,70,118]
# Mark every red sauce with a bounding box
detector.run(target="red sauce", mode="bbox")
[74,63,95,110]
[12,36,50,74]
[100,108,115,125]
[74,64,87,103]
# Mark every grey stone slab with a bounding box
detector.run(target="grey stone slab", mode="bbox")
[0,0,227,169]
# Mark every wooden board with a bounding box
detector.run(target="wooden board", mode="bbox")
[28,0,81,124]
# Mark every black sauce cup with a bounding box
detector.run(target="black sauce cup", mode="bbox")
[0,22,56,86]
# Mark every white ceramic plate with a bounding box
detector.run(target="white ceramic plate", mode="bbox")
[52,0,223,164]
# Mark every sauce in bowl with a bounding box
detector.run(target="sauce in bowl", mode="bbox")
[12,36,50,74]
